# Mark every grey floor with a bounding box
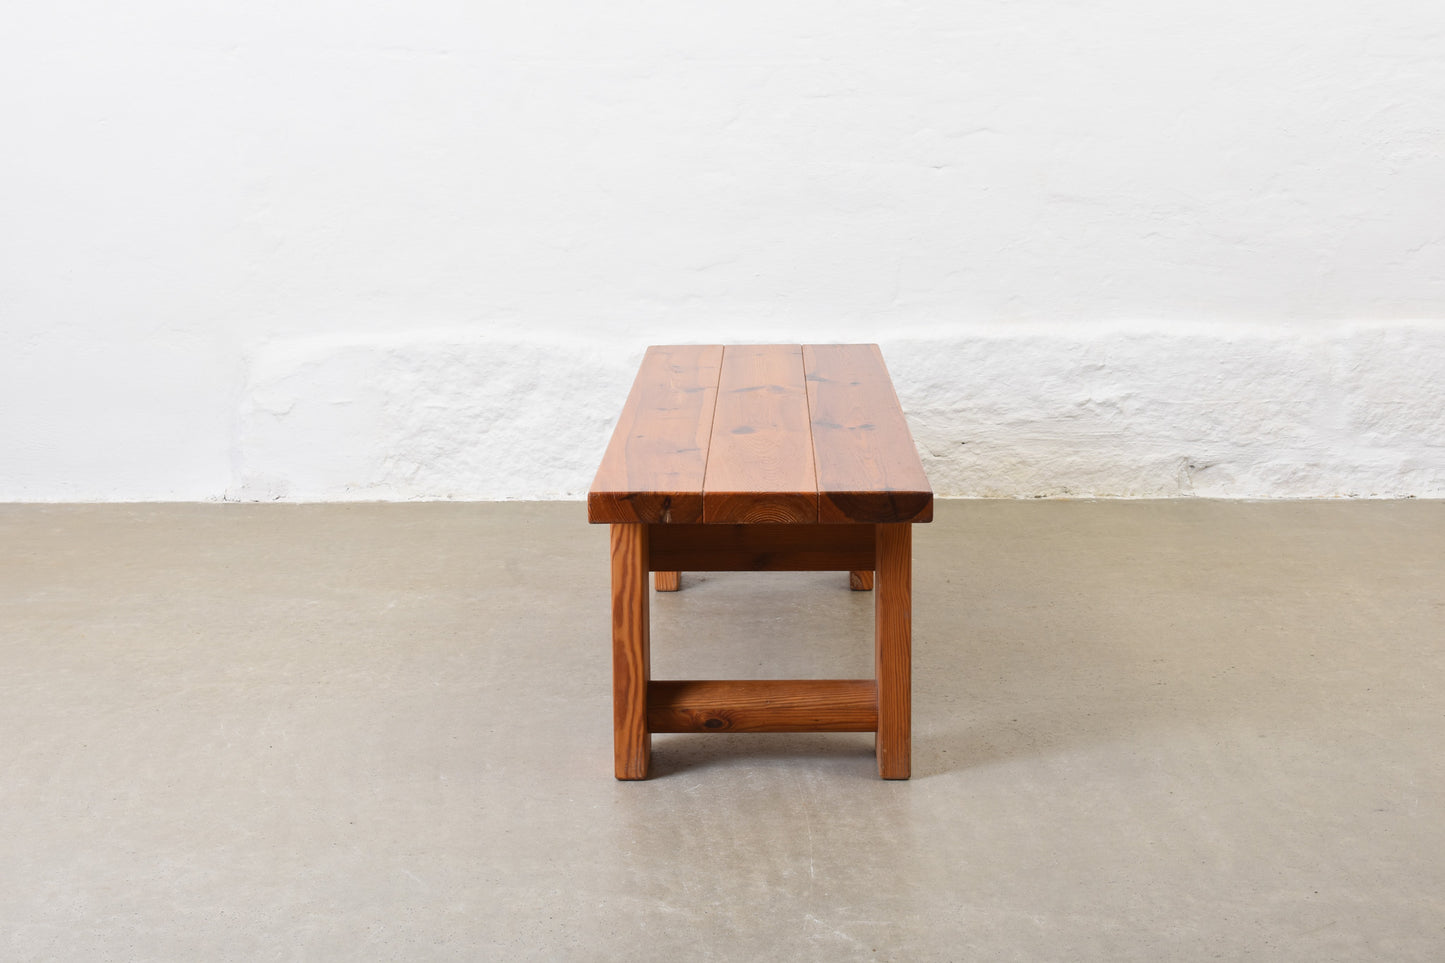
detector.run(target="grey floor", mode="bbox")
[1,501,1442,961]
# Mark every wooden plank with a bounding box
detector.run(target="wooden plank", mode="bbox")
[649,523,874,572]
[589,345,724,524]
[611,524,651,779]
[849,571,874,591]
[803,344,933,524]
[874,524,912,779]
[654,571,680,592]
[648,680,878,733]
[703,345,818,524]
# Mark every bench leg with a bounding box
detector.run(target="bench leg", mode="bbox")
[849,570,873,591]
[611,524,651,779]
[654,571,681,592]
[875,525,911,779]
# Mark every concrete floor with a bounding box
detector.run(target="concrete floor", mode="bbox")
[1,501,1442,961]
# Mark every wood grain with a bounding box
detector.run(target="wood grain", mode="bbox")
[803,344,933,524]
[611,524,651,779]
[649,523,874,572]
[648,680,878,732]
[703,345,818,523]
[874,523,912,779]
[588,345,724,524]
[654,571,680,592]
[593,344,926,778]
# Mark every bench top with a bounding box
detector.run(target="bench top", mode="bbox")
[588,344,933,525]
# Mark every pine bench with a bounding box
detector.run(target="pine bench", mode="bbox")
[588,344,933,780]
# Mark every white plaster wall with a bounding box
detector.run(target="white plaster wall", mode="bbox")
[3,2,1443,500]
[232,324,1445,500]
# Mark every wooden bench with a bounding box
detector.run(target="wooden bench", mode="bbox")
[588,344,933,779]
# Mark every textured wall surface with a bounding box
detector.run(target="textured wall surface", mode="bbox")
[3,2,1443,500]
[231,325,1445,501]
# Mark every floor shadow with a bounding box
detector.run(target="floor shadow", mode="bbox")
[647,732,877,779]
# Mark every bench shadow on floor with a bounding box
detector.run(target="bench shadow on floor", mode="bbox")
[638,556,1316,782]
